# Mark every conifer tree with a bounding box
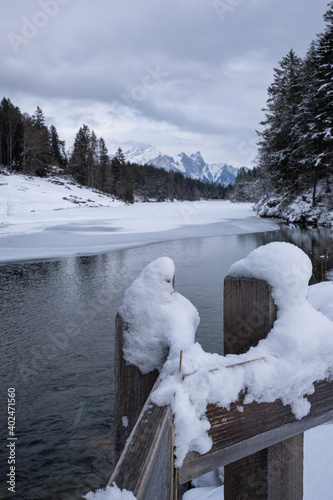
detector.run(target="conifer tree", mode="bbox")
[30,106,51,175]
[0,97,23,171]
[97,137,110,193]
[88,130,98,188]
[257,50,305,190]
[311,2,333,192]
[70,125,92,185]
[49,125,67,169]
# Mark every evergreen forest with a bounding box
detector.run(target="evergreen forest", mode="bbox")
[233,2,333,205]
[0,100,227,203]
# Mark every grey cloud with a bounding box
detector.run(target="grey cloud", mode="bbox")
[0,0,330,165]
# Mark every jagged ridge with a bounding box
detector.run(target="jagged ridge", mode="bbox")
[125,146,244,186]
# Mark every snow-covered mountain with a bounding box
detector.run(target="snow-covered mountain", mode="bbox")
[125,146,244,186]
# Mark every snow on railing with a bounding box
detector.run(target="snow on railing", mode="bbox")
[84,243,333,500]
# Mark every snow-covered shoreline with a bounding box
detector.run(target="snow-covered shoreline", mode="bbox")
[0,172,279,264]
[255,180,333,227]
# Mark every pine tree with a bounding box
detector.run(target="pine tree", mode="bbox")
[110,148,134,202]
[294,41,322,203]
[97,137,110,193]
[22,113,36,173]
[34,106,46,128]
[111,147,124,197]
[257,50,305,190]
[70,125,92,185]
[0,97,23,171]
[88,130,98,188]
[30,106,50,175]
[49,125,67,169]
[311,3,333,192]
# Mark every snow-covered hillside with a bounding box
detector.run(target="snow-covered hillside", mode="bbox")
[124,146,242,186]
[0,168,122,215]
[0,170,279,263]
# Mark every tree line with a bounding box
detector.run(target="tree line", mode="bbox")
[0,98,227,203]
[233,2,333,205]
[0,98,67,176]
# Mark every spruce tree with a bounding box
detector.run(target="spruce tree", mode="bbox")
[31,106,51,175]
[311,2,333,192]
[97,137,110,193]
[0,97,23,171]
[257,50,305,190]
[70,125,91,185]
[111,148,134,202]
[88,130,98,188]
[49,125,67,169]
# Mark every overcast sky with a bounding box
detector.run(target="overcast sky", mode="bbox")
[0,0,330,166]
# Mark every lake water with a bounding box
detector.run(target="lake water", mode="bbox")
[1,222,332,499]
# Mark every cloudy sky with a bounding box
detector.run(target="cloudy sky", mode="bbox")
[0,0,330,166]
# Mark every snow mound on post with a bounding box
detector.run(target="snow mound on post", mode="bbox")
[119,256,200,374]
[229,241,312,309]
[229,242,333,361]
[152,243,333,467]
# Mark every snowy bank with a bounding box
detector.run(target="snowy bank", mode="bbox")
[255,180,333,226]
[0,171,279,263]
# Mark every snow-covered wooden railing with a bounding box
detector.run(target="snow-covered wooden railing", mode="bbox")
[106,247,333,500]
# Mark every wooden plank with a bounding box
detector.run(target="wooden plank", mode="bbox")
[179,378,333,483]
[224,436,304,500]
[114,313,159,464]
[223,275,303,499]
[179,276,307,496]
[223,276,277,355]
[267,435,304,500]
[109,379,173,500]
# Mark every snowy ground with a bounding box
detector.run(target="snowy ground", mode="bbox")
[0,171,279,263]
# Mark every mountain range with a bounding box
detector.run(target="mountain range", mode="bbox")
[124,146,244,186]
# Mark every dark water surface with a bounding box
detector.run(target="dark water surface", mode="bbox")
[1,223,332,499]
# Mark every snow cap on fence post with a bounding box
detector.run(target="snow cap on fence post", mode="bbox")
[119,256,199,374]
[229,242,312,310]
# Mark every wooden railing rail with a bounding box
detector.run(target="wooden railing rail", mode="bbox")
[109,276,333,500]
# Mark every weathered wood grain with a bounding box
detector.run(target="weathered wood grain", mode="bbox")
[110,379,173,500]
[223,276,277,354]
[111,275,332,499]
[113,313,159,464]
[180,378,333,484]
[181,276,306,497]
[224,275,304,499]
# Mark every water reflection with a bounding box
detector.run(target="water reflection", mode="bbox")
[278,224,333,284]
[0,223,332,499]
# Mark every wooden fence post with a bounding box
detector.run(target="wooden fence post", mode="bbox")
[113,313,159,464]
[223,276,304,500]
